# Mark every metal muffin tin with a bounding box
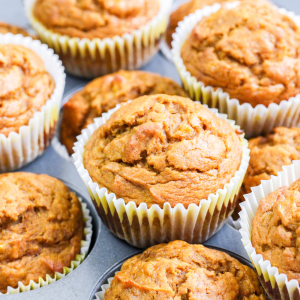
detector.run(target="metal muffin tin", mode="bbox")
[2,0,300,299]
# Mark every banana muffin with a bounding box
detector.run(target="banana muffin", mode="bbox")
[33,0,160,39]
[181,0,300,107]
[60,70,187,154]
[0,172,84,293]
[104,240,266,299]
[233,127,300,219]
[252,178,300,283]
[0,44,55,136]
[83,94,243,208]
[0,21,35,38]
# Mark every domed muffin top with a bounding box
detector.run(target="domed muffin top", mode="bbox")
[83,94,243,208]
[0,21,35,38]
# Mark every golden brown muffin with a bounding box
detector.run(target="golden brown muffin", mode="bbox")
[233,127,300,220]
[33,0,160,39]
[252,178,300,283]
[181,0,300,107]
[84,94,243,208]
[61,70,187,154]
[0,172,83,294]
[0,44,55,136]
[104,240,266,300]
[0,21,36,38]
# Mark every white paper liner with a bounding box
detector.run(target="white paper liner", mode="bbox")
[1,197,93,295]
[0,33,65,172]
[171,3,300,139]
[94,276,115,300]
[24,0,172,78]
[73,101,250,248]
[239,160,300,300]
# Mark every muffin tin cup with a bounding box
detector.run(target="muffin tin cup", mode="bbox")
[239,160,300,300]
[2,197,93,295]
[24,0,172,78]
[73,101,250,249]
[0,33,65,172]
[171,3,300,139]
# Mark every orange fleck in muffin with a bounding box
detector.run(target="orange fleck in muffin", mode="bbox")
[0,173,83,294]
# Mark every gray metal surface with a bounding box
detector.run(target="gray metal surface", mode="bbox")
[0,0,299,298]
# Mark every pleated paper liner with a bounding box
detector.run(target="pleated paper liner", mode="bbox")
[73,101,250,249]
[1,198,93,295]
[0,33,65,172]
[239,160,300,300]
[171,2,300,139]
[24,0,172,78]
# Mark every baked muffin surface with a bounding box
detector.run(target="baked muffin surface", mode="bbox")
[181,1,300,107]
[104,240,266,300]
[0,21,34,37]
[61,70,187,154]
[0,173,83,293]
[33,0,160,39]
[83,94,242,208]
[252,178,300,283]
[0,44,55,136]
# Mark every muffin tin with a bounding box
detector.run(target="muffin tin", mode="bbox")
[1,0,300,299]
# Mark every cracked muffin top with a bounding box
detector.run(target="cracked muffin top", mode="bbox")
[0,172,83,293]
[33,0,160,39]
[0,21,36,38]
[104,240,266,300]
[252,178,300,283]
[181,0,300,107]
[83,94,243,208]
[60,70,187,155]
[0,44,55,136]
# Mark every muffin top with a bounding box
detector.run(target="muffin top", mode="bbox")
[252,178,300,283]
[61,70,187,154]
[0,172,83,293]
[0,44,55,136]
[83,94,243,208]
[33,0,160,39]
[104,240,266,300]
[181,0,300,107]
[0,21,35,38]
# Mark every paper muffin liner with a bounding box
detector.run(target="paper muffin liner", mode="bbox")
[171,3,300,139]
[24,0,172,78]
[0,33,65,172]
[73,101,250,248]
[239,160,300,300]
[1,197,93,295]
[94,276,114,300]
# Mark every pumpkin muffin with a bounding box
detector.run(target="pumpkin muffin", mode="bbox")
[104,240,266,300]
[233,127,300,219]
[0,44,55,136]
[181,0,300,107]
[61,70,187,154]
[0,172,83,294]
[0,21,35,38]
[252,177,300,283]
[33,0,160,39]
[83,94,243,208]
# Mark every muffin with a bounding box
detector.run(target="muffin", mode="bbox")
[60,70,187,155]
[180,0,300,108]
[75,94,248,247]
[252,178,300,284]
[25,0,172,77]
[0,172,83,294]
[104,240,266,300]
[0,21,35,38]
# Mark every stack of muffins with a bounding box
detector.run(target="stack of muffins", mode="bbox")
[1,0,300,299]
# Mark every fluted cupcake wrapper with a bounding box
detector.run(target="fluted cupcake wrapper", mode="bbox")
[72,101,250,248]
[94,276,115,300]
[1,198,93,295]
[239,160,300,300]
[171,2,300,139]
[0,33,65,172]
[24,0,172,78]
